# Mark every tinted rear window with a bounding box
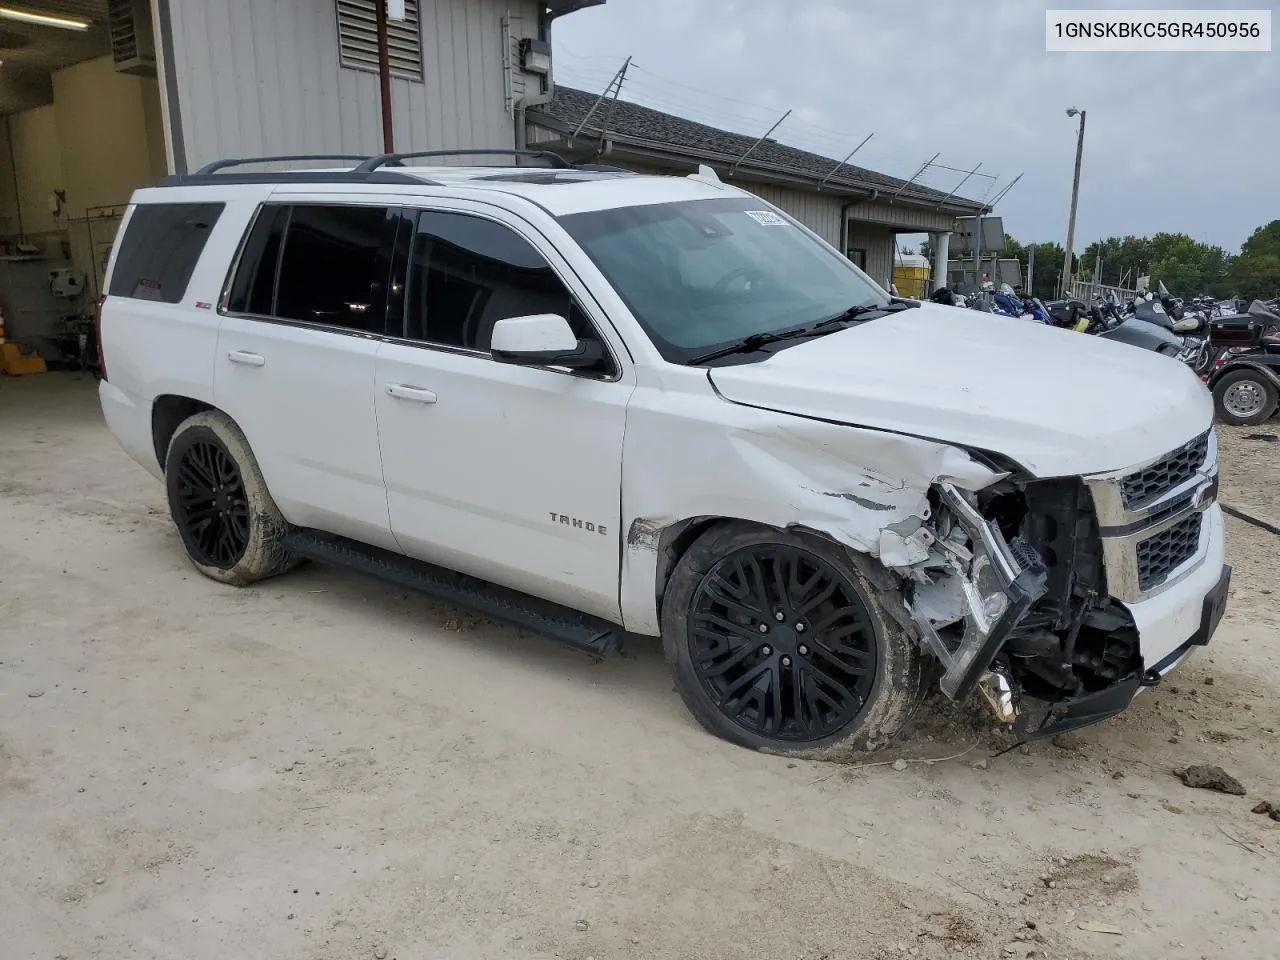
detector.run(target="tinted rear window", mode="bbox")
[226,204,290,316]
[109,202,224,302]
[224,204,397,334]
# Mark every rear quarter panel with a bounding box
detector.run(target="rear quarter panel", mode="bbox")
[99,194,260,470]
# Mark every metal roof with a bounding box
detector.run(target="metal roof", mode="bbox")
[529,86,988,214]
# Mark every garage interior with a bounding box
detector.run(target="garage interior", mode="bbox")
[0,0,164,373]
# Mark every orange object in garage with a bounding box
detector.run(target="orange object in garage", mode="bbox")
[0,342,48,375]
[0,303,47,374]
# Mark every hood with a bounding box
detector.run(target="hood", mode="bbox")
[707,303,1213,478]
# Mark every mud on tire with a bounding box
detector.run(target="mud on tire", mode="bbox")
[661,521,926,758]
[164,410,296,586]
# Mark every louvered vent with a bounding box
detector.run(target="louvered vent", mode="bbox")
[107,0,157,77]
[337,0,424,81]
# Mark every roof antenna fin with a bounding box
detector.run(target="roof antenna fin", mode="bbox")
[688,164,724,188]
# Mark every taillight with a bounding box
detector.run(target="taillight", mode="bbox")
[93,294,107,380]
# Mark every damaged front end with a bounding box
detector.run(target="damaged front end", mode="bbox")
[900,477,1147,740]
[908,484,1048,705]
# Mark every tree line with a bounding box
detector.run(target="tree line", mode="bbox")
[915,219,1280,302]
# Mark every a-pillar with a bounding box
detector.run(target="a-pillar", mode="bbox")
[931,231,951,293]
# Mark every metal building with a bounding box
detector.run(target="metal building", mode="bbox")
[0,0,978,362]
[0,0,595,360]
[527,87,987,291]
[157,0,592,174]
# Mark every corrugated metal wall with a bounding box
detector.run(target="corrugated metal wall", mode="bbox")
[742,183,844,248]
[847,224,895,287]
[166,0,542,170]
[853,200,956,234]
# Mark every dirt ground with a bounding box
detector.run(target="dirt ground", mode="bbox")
[2,373,1277,960]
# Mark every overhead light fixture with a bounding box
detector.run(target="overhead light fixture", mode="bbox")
[0,6,90,31]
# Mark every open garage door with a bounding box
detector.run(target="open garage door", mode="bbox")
[0,0,171,372]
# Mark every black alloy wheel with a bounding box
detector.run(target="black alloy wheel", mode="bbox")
[173,437,251,569]
[686,545,878,741]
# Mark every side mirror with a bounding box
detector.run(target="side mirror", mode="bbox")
[490,314,604,369]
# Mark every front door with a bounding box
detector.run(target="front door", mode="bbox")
[373,206,632,621]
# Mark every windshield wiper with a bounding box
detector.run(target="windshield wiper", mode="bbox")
[686,326,829,364]
[812,300,911,329]
[686,301,909,366]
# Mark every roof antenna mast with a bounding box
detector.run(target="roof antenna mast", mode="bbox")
[571,56,631,144]
[729,109,792,177]
[820,132,874,188]
[888,152,940,204]
[934,161,983,209]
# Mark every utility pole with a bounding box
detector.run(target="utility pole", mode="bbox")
[1061,107,1086,297]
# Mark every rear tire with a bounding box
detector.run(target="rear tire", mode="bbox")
[164,410,295,586]
[660,522,925,758]
[1213,368,1279,426]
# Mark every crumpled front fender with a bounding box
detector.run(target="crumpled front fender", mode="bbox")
[618,385,1008,636]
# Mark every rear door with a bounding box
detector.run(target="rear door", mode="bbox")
[215,198,400,550]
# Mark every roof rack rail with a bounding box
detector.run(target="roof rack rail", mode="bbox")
[194,155,374,175]
[159,169,435,188]
[158,153,443,188]
[354,149,571,173]
[573,162,632,173]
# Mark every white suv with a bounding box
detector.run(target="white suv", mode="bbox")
[98,151,1229,756]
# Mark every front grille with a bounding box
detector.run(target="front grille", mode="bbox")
[1121,432,1210,509]
[1136,514,1204,591]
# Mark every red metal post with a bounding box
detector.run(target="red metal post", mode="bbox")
[375,0,395,153]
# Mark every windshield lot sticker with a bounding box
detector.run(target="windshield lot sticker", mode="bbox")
[744,210,788,226]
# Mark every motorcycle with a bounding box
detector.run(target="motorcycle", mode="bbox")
[930,286,966,308]
[1205,300,1280,425]
[1044,297,1091,332]
[992,283,1024,318]
[1124,288,1225,371]
[1082,292,1184,356]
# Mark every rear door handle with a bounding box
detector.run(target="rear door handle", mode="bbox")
[227,350,266,367]
[386,383,437,404]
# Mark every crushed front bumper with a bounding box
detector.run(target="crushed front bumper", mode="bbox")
[1013,563,1231,740]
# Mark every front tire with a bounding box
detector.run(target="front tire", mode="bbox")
[1213,368,1279,426]
[164,410,295,585]
[661,522,925,757]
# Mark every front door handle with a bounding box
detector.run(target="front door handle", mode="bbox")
[227,350,266,367]
[386,383,437,404]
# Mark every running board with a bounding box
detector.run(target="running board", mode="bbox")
[282,530,624,659]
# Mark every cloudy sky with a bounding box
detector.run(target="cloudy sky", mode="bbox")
[553,0,1277,253]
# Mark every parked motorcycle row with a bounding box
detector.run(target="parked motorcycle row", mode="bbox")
[927,282,1280,425]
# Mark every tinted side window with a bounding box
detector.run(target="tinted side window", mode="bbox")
[274,205,396,333]
[405,212,580,350]
[109,202,224,302]
[226,204,290,315]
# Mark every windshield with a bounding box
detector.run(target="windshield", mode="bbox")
[558,197,888,362]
